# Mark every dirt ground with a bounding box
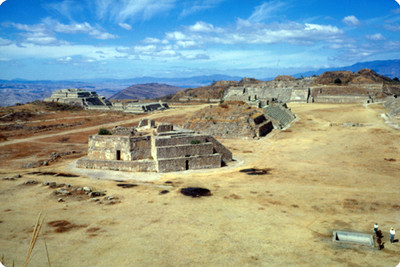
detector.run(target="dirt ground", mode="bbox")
[0,103,399,266]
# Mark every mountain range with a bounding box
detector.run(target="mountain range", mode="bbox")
[109,83,183,100]
[0,59,399,106]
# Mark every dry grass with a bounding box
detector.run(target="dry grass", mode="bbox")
[24,212,44,267]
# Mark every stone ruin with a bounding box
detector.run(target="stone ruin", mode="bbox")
[44,88,111,108]
[76,119,233,173]
[223,71,399,105]
[44,88,169,113]
[223,78,314,105]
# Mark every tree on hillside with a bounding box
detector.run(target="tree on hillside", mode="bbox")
[393,77,399,83]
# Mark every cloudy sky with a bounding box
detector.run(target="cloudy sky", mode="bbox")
[0,0,400,80]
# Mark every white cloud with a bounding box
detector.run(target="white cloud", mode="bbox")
[176,40,196,48]
[45,0,81,20]
[57,56,72,62]
[248,1,286,23]
[0,43,124,61]
[165,31,187,41]
[51,20,117,39]
[95,0,176,22]
[0,37,12,46]
[366,33,385,41]
[180,0,225,17]
[385,24,400,31]
[342,15,360,26]
[134,44,157,53]
[9,19,116,43]
[188,21,215,32]
[118,23,132,30]
[163,20,343,46]
[143,37,161,44]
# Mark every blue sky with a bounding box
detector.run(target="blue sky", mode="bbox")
[0,0,400,80]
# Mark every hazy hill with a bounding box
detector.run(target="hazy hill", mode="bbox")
[109,83,183,100]
[294,59,400,79]
[0,75,239,106]
[171,80,239,101]
[314,69,393,85]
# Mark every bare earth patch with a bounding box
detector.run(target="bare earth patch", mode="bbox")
[0,103,399,266]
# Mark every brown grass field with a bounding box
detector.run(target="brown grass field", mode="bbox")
[0,102,399,266]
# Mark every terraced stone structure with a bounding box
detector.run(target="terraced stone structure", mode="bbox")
[44,88,111,108]
[223,70,399,105]
[223,77,314,105]
[44,88,170,113]
[77,119,232,173]
[263,104,296,129]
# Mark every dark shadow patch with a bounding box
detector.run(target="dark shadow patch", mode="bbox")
[116,183,138,188]
[86,227,101,233]
[47,220,87,233]
[384,158,396,162]
[23,180,39,185]
[28,171,57,176]
[239,168,272,175]
[181,187,211,198]
[55,173,79,177]
[160,190,169,195]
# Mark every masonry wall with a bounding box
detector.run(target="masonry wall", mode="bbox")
[157,154,221,172]
[88,135,131,161]
[154,135,208,147]
[88,135,152,161]
[130,136,152,160]
[77,157,156,172]
[155,143,214,159]
[204,136,233,162]
[313,95,370,103]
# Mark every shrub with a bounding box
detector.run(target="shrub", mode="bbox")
[98,128,112,135]
[190,140,200,145]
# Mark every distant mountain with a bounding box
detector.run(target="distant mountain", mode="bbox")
[109,83,184,100]
[292,59,400,79]
[171,80,239,101]
[0,74,241,106]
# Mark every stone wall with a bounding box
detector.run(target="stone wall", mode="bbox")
[77,157,156,172]
[88,135,151,161]
[88,135,131,161]
[129,136,152,160]
[204,136,233,162]
[157,154,221,172]
[223,79,314,104]
[313,95,371,103]
[153,135,208,147]
[155,143,214,159]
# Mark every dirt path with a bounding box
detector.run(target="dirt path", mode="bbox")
[0,113,108,126]
[0,105,207,147]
